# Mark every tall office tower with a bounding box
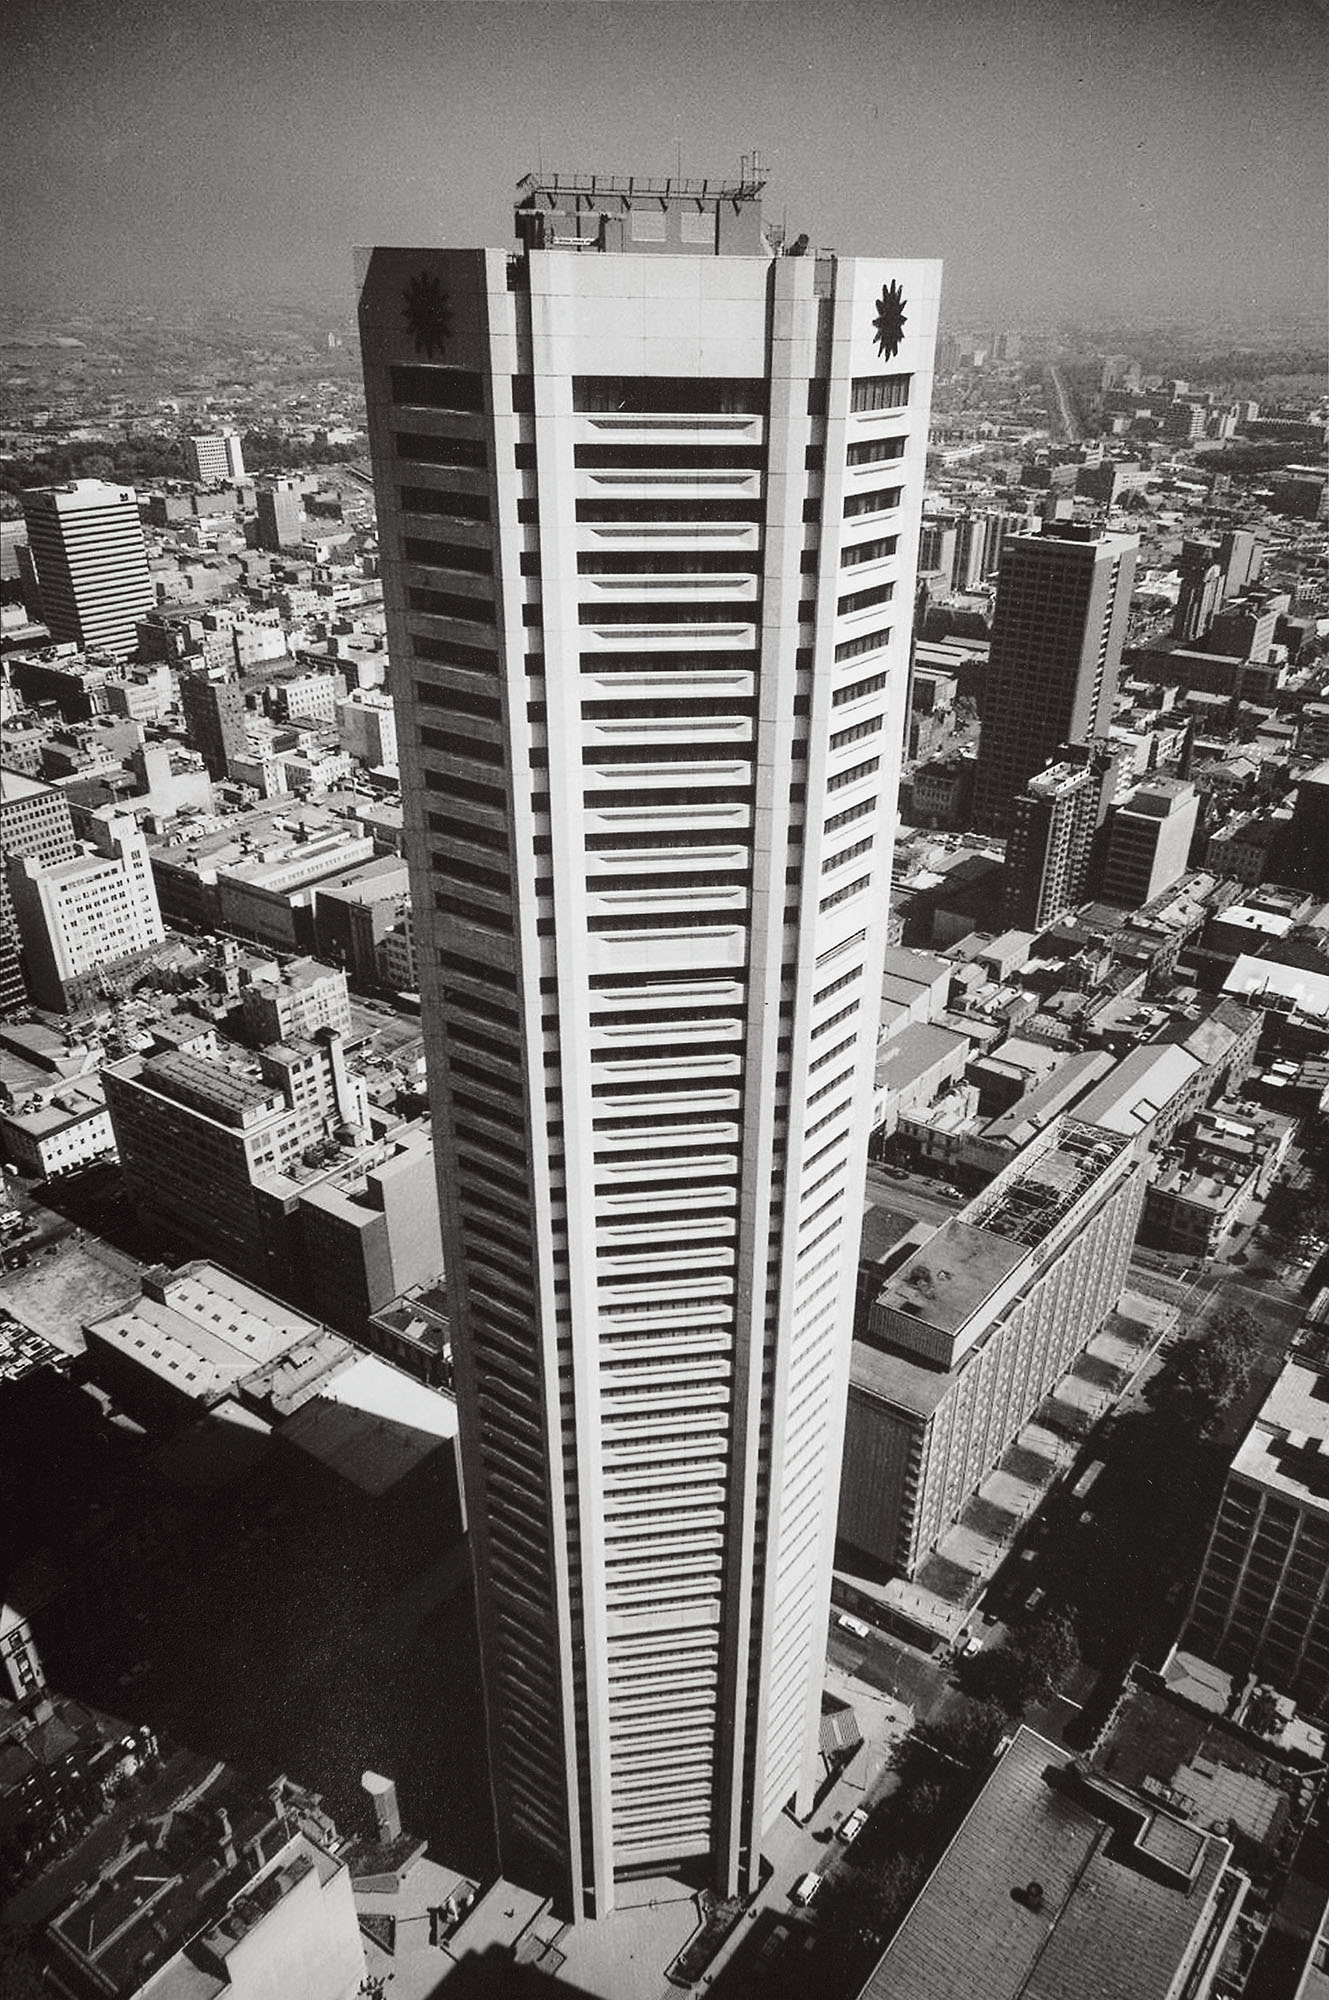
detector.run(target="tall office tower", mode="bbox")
[358,170,939,1919]
[1273,759,1329,893]
[1099,777,1199,909]
[1172,541,1222,643]
[180,669,249,779]
[971,523,1138,836]
[0,769,77,1009]
[20,479,154,659]
[187,428,247,484]
[1001,743,1119,931]
[255,478,304,551]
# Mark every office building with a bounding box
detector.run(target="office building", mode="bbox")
[972,524,1138,835]
[1185,1359,1329,1717]
[238,956,353,1046]
[1100,777,1199,909]
[338,686,399,769]
[256,476,304,551]
[104,1028,370,1284]
[358,168,940,1915]
[857,1727,1241,2000]
[0,768,77,1010]
[6,811,164,1011]
[180,668,249,778]
[20,478,154,659]
[1275,761,1329,893]
[1002,743,1119,931]
[840,1116,1143,1578]
[187,427,247,484]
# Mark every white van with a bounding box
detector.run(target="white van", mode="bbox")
[836,1611,871,1638]
[790,1871,822,1907]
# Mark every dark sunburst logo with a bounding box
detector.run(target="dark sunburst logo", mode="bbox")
[873,280,907,361]
[402,271,453,358]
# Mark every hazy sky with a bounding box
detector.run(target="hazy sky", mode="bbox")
[8,0,1326,327]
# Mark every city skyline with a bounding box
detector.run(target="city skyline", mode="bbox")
[6,0,1326,325]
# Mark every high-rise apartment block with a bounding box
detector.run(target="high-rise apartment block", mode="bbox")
[358,169,940,1916]
[972,523,1138,835]
[1002,744,1119,931]
[0,768,77,1010]
[20,479,155,659]
[7,811,164,1011]
[840,1116,1143,1579]
[1185,1359,1329,1717]
[256,478,304,551]
[187,428,247,484]
[181,668,249,779]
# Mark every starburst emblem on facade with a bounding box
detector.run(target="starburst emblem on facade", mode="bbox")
[873,280,907,361]
[402,271,453,358]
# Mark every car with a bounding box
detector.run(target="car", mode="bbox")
[836,1611,871,1638]
[757,1926,791,1965]
[839,1807,869,1845]
[790,1871,822,1907]
[962,1636,982,1658]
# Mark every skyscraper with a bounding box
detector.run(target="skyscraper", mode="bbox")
[1002,743,1120,931]
[255,478,304,551]
[358,170,939,1918]
[20,479,154,659]
[971,523,1138,836]
[187,429,247,484]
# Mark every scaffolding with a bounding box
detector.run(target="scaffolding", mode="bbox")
[970,1119,1125,1251]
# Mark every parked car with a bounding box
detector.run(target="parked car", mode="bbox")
[791,1871,823,1907]
[839,1807,869,1845]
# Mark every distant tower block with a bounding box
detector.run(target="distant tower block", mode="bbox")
[0,1603,47,1702]
[362,1769,402,1843]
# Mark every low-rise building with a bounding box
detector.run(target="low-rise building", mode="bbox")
[857,1726,1242,2000]
[238,957,351,1047]
[0,1073,114,1177]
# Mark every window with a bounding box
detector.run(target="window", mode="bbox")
[404,536,493,575]
[846,435,905,466]
[391,364,485,412]
[573,377,766,415]
[826,756,879,793]
[410,586,497,626]
[824,794,877,833]
[833,673,887,708]
[395,430,488,468]
[851,374,911,412]
[837,581,894,617]
[843,486,902,519]
[575,444,764,471]
[834,627,891,663]
[829,715,882,751]
[400,485,490,521]
[841,534,898,568]
[822,834,874,873]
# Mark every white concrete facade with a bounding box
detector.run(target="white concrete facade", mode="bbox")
[20,479,154,659]
[359,193,938,1917]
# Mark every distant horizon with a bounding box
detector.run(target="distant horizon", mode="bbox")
[7,0,1326,332]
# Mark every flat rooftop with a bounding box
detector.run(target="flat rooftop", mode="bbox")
[859,1727,1231,2000]
[871,1221,1025,1339]
[1232,1360,1329,1511]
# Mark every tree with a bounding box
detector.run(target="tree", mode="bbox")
[1010,1610,1081,1707]
[929,1697,1011,1765]
[1145,1308,1257,1438]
